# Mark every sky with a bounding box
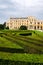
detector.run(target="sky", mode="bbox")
[0,0,43,23]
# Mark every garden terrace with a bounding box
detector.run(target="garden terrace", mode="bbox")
[0,30,43,65]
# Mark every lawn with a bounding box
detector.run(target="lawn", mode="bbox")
[0,30,43,65]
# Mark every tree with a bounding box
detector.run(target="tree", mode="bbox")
[19,25,27,30]
[3,22,6,29]
[0,24,4,30]
[6,26,9,29]
[3,22,9,29]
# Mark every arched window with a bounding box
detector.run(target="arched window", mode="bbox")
[40,26,42,30]
[38,22,40,24]
[30,22,32,24]
[34,26,36,29]
[37,26,39,29]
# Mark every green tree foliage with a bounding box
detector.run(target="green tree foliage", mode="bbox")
[0,24,4,30]
[6,26,9,29]
[19,26,27,30]
[0,22,9,30]
[3,22,6,29]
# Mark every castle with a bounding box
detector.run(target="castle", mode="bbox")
[6,16,43,30]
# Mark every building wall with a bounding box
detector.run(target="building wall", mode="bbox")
[6,16,43,30]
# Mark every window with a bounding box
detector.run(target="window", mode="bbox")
[27,20,28,22]
[41,22,42,24]
[22,20,23,22]
[16,20,17,22]
[34,26,36,29]
[38,22,40,24]
[14,27,17,29]
[37,26,39,29]
[40,26,42,30]
[20,22,21,25]
[34,22,36,24]
[34,19,36,22]
[10,25,12,28]
[29,25,33,29]
[32,19,33,21]
[30,22,32,24]
[10,23,12,25]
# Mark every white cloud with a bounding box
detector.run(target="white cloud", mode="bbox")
[0,4,8,9]
[0,0,43,23]
[10,0,42,7]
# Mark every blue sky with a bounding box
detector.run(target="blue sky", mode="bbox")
[0,0,43,23]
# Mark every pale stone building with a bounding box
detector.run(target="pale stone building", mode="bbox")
[6,16,43,30]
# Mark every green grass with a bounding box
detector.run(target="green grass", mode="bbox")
[0,30,43,64]
[0,37,22,49]
[1,31,43,53]
[0,52,43,63]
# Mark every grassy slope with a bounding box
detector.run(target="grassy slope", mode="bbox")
[0,52,43,63]
[0,30,43,63]
[0,37,22,49]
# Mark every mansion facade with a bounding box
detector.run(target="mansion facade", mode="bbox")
[6,16,43,30]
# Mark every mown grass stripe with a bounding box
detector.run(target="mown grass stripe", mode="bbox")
[1,33,43,53]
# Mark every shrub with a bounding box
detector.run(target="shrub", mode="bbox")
[6,27,9,29]
[0,24,4,30]
[19,26,27,30]
[19,33,32,36]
